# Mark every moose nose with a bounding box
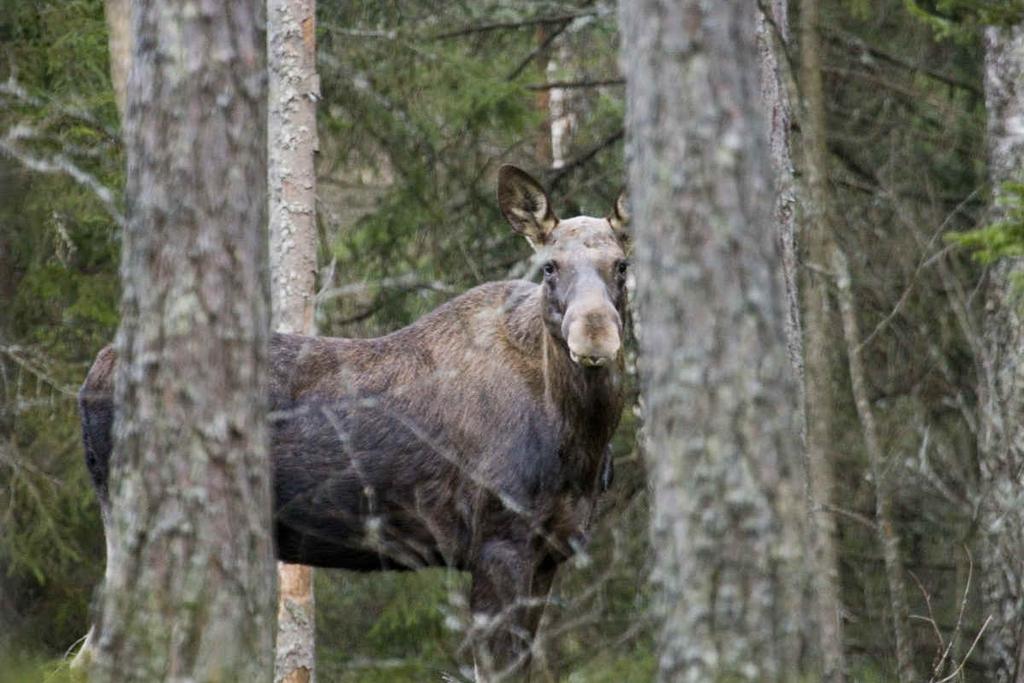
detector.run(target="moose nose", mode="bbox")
[564,306,621,368]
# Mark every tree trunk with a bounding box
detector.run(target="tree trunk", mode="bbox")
[979,21,1024,683]
[546,39,574,170]
[88,2,275,681]
[788,1,850,679]
[268,0,319,681]
[103,0,130,121]
[620,2,808,680]
[799,5,916,679]
[832,247,918,683]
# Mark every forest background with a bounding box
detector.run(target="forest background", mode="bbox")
[0,0,1016,681]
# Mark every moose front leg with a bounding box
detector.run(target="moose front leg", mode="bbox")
[469,540,552,680]
[522,558,559,682]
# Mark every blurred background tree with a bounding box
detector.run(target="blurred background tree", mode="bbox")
[0,0,1016,680]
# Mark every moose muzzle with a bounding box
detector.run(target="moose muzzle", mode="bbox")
[563,294,622,368]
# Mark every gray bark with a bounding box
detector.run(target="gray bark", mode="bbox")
[980,22,1024,683]
[89,2,275,681]
[760,2,847,679]
[757,0,802,383]
[268,0,318,681]
[620,2,808,680]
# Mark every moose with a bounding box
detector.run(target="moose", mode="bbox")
[77,166,630,678]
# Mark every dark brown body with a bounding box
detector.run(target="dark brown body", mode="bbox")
[267,280,623,573]
[80,167,629,677]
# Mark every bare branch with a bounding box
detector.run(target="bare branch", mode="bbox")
[546,127,624,190]
[0,124,123,226]
[526,78,624,90]
[431,11,599,40]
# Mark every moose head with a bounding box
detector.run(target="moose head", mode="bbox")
[498,165,630,368]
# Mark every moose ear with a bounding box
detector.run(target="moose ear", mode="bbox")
[497,165,558,248]
[608,191,631,245]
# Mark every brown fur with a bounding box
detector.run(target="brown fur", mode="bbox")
[79,167,629,676]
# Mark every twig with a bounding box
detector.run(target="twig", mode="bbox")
[316,273,455,303]
[934,615,992,683]
[856,186,983,353]
[431,11,598,40]
[526,78,624,90]
[820,502,878,530]
[928,546,975,681]
[506,20,572,81]
[908,570,945,667]
[824,27,983,97]
[546,127,624,190]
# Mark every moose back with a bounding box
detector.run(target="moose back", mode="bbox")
[79,165,631,675]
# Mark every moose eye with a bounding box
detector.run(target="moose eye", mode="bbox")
[542,261,558,277]
[616,260,629,276]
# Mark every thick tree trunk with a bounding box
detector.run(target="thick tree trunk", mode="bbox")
[88,2,275,681]
[620,2,808,680]
[268,0,319,681]
[980,21,1024,683]
[759,3,847,680]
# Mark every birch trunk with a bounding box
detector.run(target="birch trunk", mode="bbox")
[103,0,130,121]
[979,21,1024,683]
[620,2,807,679]
[268,1,319,681]
[89,1,275,681]
[546,39,574,170]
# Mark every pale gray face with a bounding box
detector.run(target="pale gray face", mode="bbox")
[497,165,630,368]
[536,218,628,367]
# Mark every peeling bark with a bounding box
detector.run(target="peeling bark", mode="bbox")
[89,2,275,681]
[268,1,319,681]
[979,21,1024,683]
[620,1,808,680]
[269,0,319,336]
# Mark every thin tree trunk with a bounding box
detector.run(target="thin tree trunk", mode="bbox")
[268,0,319,681]
[979,21,1024,683]
[832,247,918,683]
[620,2,807,680]
[89,2,275,681]
[758,0,803,382]
[799,2,916,678]
[546,39,574,170]
[103,0,130,121]
[534,26,553,167]
[786,1,848,679]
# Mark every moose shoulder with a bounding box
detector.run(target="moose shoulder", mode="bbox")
[79,165,630,676]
